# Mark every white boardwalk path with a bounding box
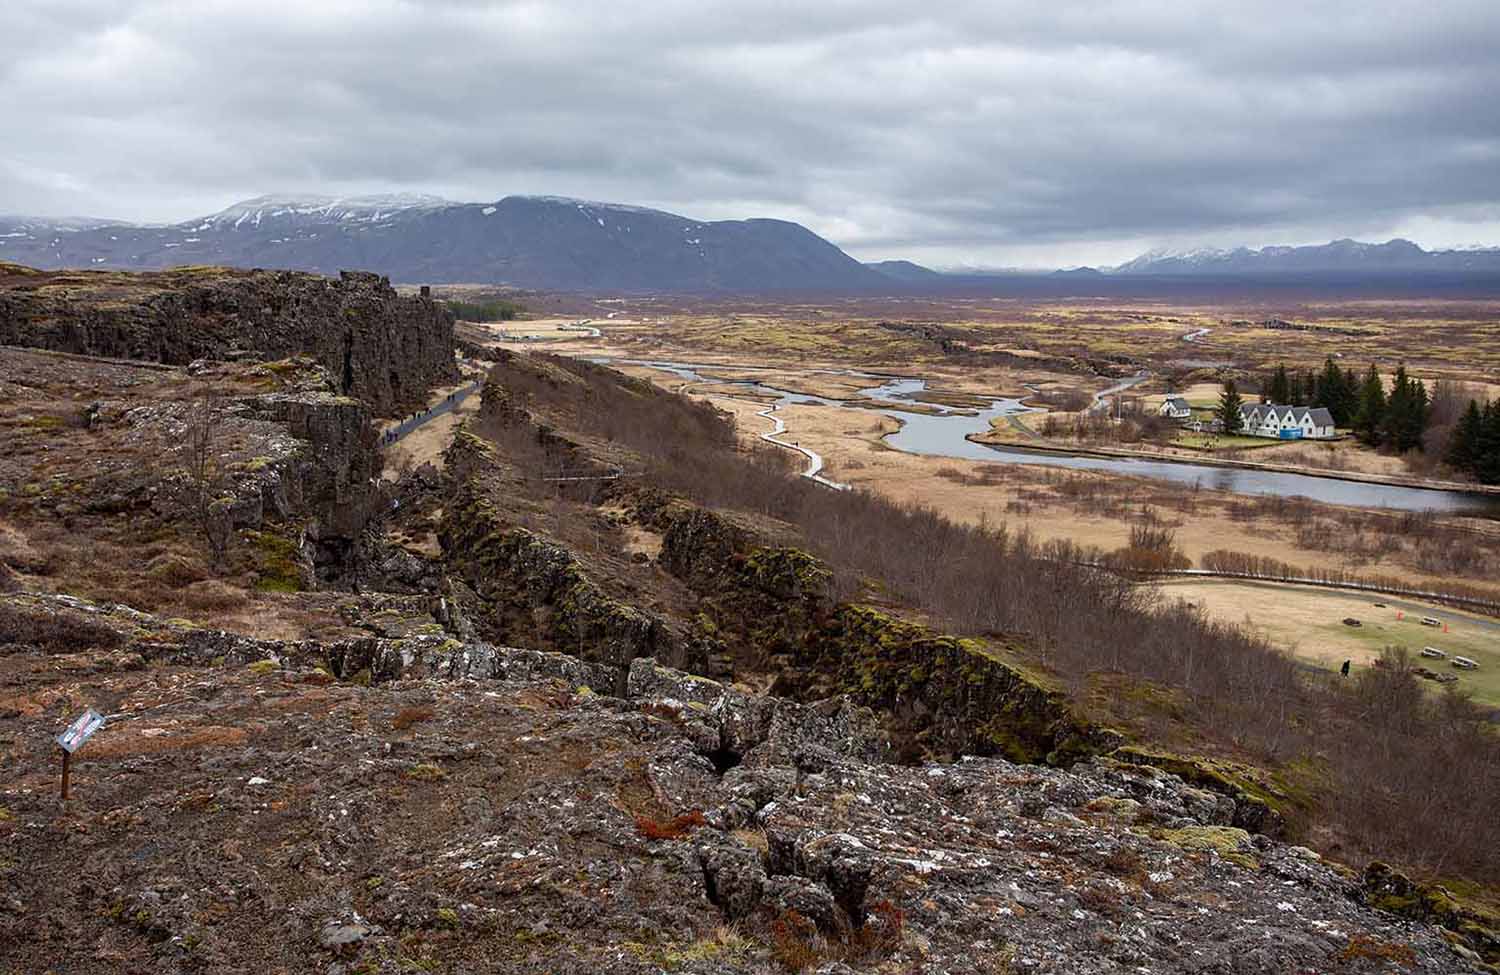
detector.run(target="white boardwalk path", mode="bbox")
[755,402,850,490]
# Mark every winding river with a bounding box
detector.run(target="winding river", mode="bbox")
[596,358,1500,517]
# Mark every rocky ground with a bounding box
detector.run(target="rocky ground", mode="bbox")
[0,594,1487,974]
[2,266,1495,974]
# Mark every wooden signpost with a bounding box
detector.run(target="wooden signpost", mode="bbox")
[56,708,105,801]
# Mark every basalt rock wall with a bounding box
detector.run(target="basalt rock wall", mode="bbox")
[633,492,1110,764]
[0,266,456,415]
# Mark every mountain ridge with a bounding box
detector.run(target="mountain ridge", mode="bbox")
[5,194,1499,290]
[0,194,885,292]
[1113,237,1500,274]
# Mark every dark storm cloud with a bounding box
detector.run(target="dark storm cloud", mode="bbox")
[3,0,1498,264]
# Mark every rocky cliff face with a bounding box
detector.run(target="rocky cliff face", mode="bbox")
[0,266,456,415]
[0,590,1491,974]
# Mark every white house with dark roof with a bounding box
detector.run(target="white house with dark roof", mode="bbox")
[1159,395,1193,420]
[1240,403,1336,439]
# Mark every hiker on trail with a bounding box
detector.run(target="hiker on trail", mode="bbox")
[1340,660,1351,677]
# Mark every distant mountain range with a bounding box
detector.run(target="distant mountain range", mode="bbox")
[1110,238,1500,275]
[0,194,890,292]
[3,194,1498,291]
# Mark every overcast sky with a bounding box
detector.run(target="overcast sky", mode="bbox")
[5,0,1499,267]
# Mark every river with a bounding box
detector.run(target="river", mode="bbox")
[595,358,1500,517]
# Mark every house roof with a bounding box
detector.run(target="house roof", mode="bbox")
[1163,396,1190,409]
[1239,403,1334,426]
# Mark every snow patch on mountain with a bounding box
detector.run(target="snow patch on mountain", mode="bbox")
[204,193,454,228]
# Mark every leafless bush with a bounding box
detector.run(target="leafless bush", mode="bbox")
[0,603,125,651]
[485,354,1500,880]
[182,393,233,566]
[1028,387,1092,412]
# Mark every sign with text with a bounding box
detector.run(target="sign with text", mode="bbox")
[57,709,105,753]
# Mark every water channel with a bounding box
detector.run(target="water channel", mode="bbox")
[596,358,1500,517]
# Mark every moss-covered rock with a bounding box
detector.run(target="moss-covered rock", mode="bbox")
[439,484,693,680]
[246,529,306,593]
[1109,747,1293,837]
[799,604,1107,764]
[1159,825,1260,870]
[641,497,1104,766]
[1362,862,1500,965]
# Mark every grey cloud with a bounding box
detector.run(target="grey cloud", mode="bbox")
[2,0,1498,265]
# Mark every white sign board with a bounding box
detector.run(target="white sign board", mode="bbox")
[57,708,105,753]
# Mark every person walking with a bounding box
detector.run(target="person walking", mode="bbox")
[1340,659,1351,677]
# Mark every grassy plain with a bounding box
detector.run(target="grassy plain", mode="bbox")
[548,294,1500,697]
[1157,579,1500,706]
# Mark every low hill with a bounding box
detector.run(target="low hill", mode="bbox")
[864,258,943,282]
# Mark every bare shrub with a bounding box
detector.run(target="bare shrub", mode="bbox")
[1027,387,1091,412]
[181,393,233,566]
[484,354,1500,881]
[0,603,125,651]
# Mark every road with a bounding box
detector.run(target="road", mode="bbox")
[1087,371,1150,415]
[558,320,602,338]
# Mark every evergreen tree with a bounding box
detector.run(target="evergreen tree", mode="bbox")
[1217,379,1244,434]
[1266,364,1291,405]
[1410,379,1430,451]
[1354,364,1386,445]
[1381,366,1411,450]
[1447,400,1484,473]
[1341,365,1361,422]
[1381,366,1429,452]
[1315,357,1355,425]
[1478,400,1500,485]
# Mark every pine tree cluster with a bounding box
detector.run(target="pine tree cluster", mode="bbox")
[1446,398,1500,485]
[1260,358,1500,483]
[1261,356,1360,425]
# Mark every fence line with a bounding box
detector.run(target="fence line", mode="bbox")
[1071,562,1500,617]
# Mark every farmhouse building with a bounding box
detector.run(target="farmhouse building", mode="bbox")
[1159,396,1192,420]
[1240,403,1336,440]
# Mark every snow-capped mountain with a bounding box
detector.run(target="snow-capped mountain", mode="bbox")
[0,194,884,291]
[201,193,455,229]
[1114,238,1500,274]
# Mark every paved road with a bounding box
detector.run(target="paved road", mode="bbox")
[383,379,483,445]
[1087,371,1150,415]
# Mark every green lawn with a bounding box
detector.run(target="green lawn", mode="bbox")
[1320,615,1500,707]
